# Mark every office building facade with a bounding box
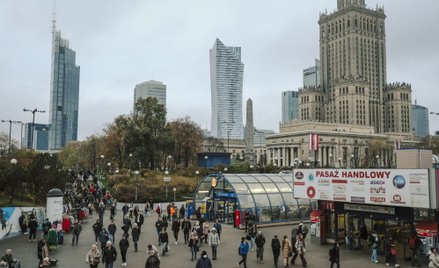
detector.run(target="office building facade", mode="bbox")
[134,80,167,108]
[412,103,429,138]
[24,123,49,151]
[210,38,244,139]
[48,22,80,150]
[303,59,321,88]
[281,91,299,124]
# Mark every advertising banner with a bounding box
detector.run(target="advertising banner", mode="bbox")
[293,169,430,209]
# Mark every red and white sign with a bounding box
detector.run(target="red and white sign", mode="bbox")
[309,133,319,151]
[293,169,430,209]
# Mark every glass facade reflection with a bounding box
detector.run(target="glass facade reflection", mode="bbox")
[193,174,311,223]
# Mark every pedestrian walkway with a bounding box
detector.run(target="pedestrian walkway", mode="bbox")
[0,206,408,267]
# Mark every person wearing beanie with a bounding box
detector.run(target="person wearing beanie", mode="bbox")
[255,230,266,264]
[195,250,212,268]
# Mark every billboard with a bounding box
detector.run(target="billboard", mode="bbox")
[293,169,430,209]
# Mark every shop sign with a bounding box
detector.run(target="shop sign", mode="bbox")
[344,203,395,215]
[293,168,430,208]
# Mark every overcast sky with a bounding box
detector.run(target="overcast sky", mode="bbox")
[1,0,438,143]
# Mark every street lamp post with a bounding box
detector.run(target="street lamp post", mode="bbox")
[23,108,45,150]
[167,155,172,171]
[164,170,170,201]
[375,155,379,168]
[195,170,200,186]
[204,155,208,169]
[134,170,140,202]
[173,187,176,203]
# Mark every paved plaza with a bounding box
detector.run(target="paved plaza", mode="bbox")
[0,207,407,268]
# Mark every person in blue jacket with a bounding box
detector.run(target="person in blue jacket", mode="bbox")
[238,236,249,268]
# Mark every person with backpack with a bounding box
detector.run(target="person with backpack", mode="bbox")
[271,235,281,268]
[409,233,422,267]
[238,236,250,268]
[369,230,380,263]
[329,241,340,268]
[213,219,222,240]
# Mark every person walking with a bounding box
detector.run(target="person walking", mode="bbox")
[291,233,307,267]
[122,216,132,237]
[122,203,129,218]
[98,228,110,252]
[429,247,439,267]
[71,219,82,246]
[248,221,257,251]
[37,239,48,267]
[181,218,192,244]
[28,214,38,242]
[92,219,103,243]
[202,221,210,244]
[196,250,213,268]
[271,235,281,268]
[135,213,144,233]
[119,234,129,267]
[282,235,292,268]
[238,236,250,268]
[213,219,222,240]
[208,227,220,260]
[329,241,340,268]
[145,249,160,268]
[131,223,140,252]
[159,229,169,256]
[155,218,164,243]
[189,231,200,261]
[369,230,380,263]
[409,233,422,267]
[385,237,400,267]
[107,220,117,244]
[85,243,101,268]
[102,241,117,268]
[1,249,20,268]
[172,218,180,245]
[254,230,266,264]
[179,204,185,219]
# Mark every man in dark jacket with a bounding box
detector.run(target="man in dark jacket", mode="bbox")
[159,229,169,256]
[119,234,129,267]
[99,228,109,252]
[329,241,340,268]
[155,218,163,243]
[255,231,266,264]
[131,223,140,252]
[18,213,26,234]
[108,220,117,243]
[27,214,38,242]
[102,241,117,268]
[181,218,192,244]
[172,219,180,245]
[92,219,103,242]
[271,235,281,268]
[195,250,213,268]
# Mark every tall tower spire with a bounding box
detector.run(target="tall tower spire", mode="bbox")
[51,0,56,34]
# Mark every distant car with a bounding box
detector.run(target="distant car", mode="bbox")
[279,170,292,175]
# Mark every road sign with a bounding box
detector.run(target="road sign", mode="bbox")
[164,177,171,182]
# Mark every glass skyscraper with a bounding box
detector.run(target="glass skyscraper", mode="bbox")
[210,38,244,139]
[281,91,299,124]
[412,103,429,138]
[48,22,80,150]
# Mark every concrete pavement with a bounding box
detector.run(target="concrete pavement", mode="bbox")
[0,208,407,267]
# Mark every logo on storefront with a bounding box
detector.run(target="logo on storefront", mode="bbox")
[370,180,385,185]
[295,171,304,180]
[390,194,406,204]
[333,184,346,193]
[392,175,406,189]
[370,187,386,194]
[307,186,316,198]
[370,196,386,203]
[308,174,314,181]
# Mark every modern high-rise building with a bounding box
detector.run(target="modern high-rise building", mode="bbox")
[48,19,80,151]
[281,91,299,124]
[134,80,167,108]
[210,38,244,139]
[298,0,412,135]
[412,103,429,138]
[303,59,320,88]
[24,123,49,151]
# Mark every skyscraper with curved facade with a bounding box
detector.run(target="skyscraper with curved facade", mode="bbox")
[210,38,244,139]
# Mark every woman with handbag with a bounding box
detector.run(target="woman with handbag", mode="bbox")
[281,235,292,268]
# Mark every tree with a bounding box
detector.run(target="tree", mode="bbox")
[102,115,130,169]
[125,97,168,170]
[167,117,203,168]
[0,131,18,156]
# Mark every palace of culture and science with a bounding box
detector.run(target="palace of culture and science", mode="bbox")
[265,0,414,168]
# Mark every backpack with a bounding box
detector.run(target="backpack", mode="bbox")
[409,237,416,249]
[302,225,308,234]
